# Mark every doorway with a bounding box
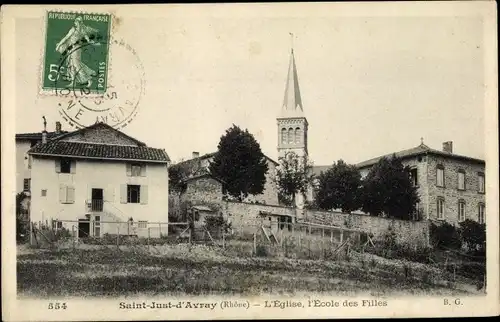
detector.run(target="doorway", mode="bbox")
[91,188,104,212]
[78,219,90,238]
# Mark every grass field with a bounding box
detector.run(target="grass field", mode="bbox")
[17,243,482,298]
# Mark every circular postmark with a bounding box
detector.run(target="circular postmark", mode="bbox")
[53,36,145,130]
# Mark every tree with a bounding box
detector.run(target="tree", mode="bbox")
[209,124,269,201]
[361,154,420,220]
[315,159,362,213]
[275,151,314,207]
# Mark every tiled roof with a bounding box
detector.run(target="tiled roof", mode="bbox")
[28,140,170,163]
[16,131,68,140]
[356,144,484,168]
[311,144,485,175]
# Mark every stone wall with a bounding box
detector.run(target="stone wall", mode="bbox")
[223,201,296,237]
[219,201,430,248]
[426,154,485,225]
[303,210,430,248]
[179,176,223,214]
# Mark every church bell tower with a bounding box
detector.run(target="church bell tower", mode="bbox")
[277,40,308,160]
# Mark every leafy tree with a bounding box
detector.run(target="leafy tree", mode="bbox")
[361,154,420,220]
[459,219,486,252]
[16,192,30,243]
[315,159,362,213]
[209,124,269,201]
[168,163,187,193]
[275,151,314,207]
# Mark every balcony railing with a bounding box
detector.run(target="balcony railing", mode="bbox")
[89,199,104,212]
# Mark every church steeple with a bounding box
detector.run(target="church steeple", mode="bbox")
[277,36,309,160]
[281,48,304,117]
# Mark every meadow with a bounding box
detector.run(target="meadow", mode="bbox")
[17,242,481,298]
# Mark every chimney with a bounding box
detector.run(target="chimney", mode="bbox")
[41,116,48,144]
[442,141,453,153]
[55,121,62,134]
[192,151,200,159]
[42,130,48,144]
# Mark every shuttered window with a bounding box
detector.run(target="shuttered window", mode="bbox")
[59,185,75,204]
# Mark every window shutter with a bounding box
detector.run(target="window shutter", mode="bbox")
[126,164,132,176]
[140,164,147,177]
[55,160,61,173]
[67,186,75,203]
[70,160,76,174]
[59,185,66,203]
[120,184,127,204]
[140,185,148,204]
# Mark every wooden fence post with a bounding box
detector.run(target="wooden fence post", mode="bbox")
[253,233,257,255]
[340,230,344,244]
[147,228,150,252]
[117,226,120,249]
[72,225,75,250]
[330,230,333,242]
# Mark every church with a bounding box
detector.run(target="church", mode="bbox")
[277,46,486,224]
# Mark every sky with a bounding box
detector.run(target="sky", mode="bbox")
[14,4,487,166]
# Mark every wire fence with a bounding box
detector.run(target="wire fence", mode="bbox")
[23,217,486,292]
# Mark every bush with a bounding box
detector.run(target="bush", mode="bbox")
[430,222,462,250]
[204,214,232,235]
[459,219,486,254]
[255,245,268,257]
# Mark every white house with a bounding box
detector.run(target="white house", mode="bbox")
[28,122,170,238]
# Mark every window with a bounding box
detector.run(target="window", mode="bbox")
[138,221,147,229]
[60,158,72,173]
[458,200,466,222]
[52,220,62,229]
[410,168,418,187]
[478,203,485,224]
[127,185,141,203]
[478,172,485,193]
[94,215,101,237]
[437,198,445,220]
[41,189,47,197]
[23,178,31,191]
[127,163,145,177]
[436,165,445,187]
[295,127,301,144]
[458,170,466,190]
[288,128,293,144]
[59,185,75,204]
[131,163,142,177]
[281,128,287,144]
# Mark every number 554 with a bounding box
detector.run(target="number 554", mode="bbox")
[47,64,68,81]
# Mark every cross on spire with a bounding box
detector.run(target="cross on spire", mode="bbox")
[420,137,424,145]
[289,32,294,52]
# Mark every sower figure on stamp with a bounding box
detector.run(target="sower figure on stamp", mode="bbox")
[55,16,101,88]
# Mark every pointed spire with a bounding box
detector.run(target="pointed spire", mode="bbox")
[281,35,303,117]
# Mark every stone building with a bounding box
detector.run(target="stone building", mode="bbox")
[173,151,280,206]
[311,141,486,225]
[356,141,485,225]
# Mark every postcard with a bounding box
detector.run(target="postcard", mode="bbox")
[1,2,498,321]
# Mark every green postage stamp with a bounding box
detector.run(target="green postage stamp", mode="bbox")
[42,11,112,94]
